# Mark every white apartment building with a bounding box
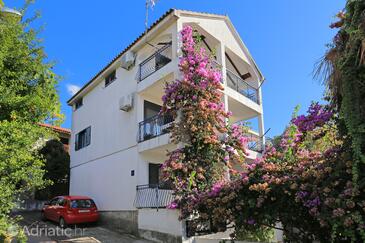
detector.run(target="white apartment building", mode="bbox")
[67,9,265,243]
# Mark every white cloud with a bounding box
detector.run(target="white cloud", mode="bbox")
[67,84,81,96]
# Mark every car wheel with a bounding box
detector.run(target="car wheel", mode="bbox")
[59,217,67,228]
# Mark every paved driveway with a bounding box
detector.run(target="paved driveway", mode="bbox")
[16,211,153,243]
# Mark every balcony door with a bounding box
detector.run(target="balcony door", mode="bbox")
[148,163,171,189]
[139,101,173,142]
[144,101,161,120]
[148,163,160,187]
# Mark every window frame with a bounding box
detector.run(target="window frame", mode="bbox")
[75,126,91,151]
[105,70,117,87]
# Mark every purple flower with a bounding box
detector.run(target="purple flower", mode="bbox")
[296,191,309,199]
[208,181,225,197]
[247,219,256,225]
[303,196,321,208]
[167,202,179,209]
[292,102,332,133]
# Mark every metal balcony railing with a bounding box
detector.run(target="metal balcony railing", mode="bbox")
[138,43,172,82]
[244,132,264,153]
[134,184,175,209]
[138,113,173,142]
[226,69,259,104]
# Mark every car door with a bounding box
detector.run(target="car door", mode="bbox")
[43,200,52,219]
[46,197,59,221]
[54,197,66,220]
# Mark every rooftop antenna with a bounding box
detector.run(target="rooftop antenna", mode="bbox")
[144,0,161,50]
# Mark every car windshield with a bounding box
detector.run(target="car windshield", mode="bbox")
[70,199,95,208]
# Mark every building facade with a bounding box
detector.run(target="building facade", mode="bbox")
[68,9,265,242]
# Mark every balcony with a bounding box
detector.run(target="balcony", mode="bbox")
[138,113,173,143]
[226,69,259,104]
[138,43,172,82]
[134,184,175,209]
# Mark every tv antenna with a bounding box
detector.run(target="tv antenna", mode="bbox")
[144,0,162,50]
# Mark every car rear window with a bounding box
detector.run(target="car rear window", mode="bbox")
[70,199,95,208]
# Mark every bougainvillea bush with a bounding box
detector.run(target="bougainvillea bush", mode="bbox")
[160,25,250,198]
[162,2,365,240]
[179,103,365,242]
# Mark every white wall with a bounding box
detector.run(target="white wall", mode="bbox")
[138,209,182,236]
[69,22,177,211]
[70,147,139,210]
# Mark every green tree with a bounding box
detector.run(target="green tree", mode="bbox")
[0,1,62,241]
[318,0,365,186]
[37,139,70,200]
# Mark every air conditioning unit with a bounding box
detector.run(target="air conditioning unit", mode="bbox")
[120,51,136,70]
[119,93,134,112]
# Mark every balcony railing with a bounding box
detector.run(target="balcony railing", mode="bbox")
[244,131,264,153]
[138,43,172,82]
[226,69,259,104]
[138,113,173,142]
[134,184,175,209]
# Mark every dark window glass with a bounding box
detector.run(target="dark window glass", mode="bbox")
[49,198,59,206]
[75,126,91,151]
[70,199,95,208]
[58,198,66,206]
[144,101,161,120]
[149,163,160,186]
[105,70,116,86]
[75,98,83,110]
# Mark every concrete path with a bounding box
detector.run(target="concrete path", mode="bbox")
[16,211,153,243]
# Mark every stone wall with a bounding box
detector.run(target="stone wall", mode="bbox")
[98,210,138,235]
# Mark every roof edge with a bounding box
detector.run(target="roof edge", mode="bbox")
[67,8,264,105]
[67,8,176,105]
[39,123,71,135]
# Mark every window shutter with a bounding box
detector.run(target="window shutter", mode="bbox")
[75,133,79,151]
[86,127,91,146]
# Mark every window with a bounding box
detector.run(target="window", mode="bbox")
[75,126,91,151]
[70,199,95,208]
[75,98,83,110]
[57,198,66,206]
[105,70,116,86]
[49,198,59,206]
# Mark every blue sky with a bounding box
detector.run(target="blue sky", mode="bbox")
[11,0,345,136]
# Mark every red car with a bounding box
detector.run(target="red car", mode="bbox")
[42,196,99,228]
